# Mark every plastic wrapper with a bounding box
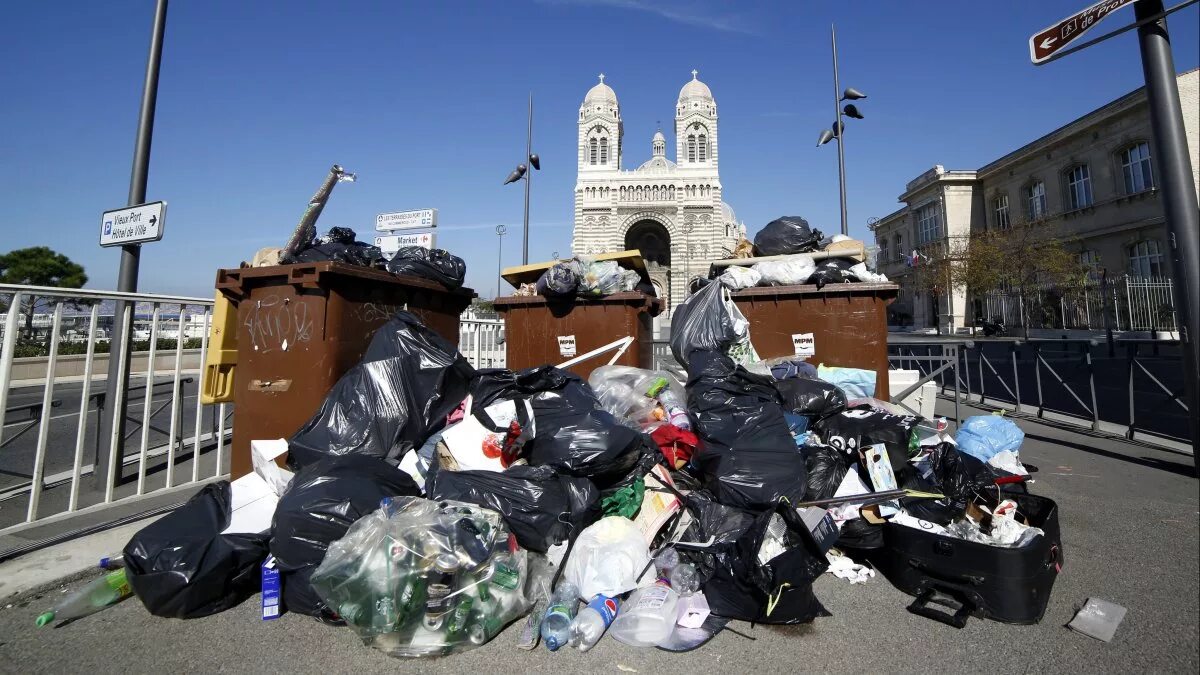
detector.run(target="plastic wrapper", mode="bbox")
[720,266,761,289]
[288,311,475,470]
[812,404,923,476]
[124,482,269,619]
[686,350,807,510]
[270,456,421,618]
[385,247,467,289]
[436,397,533,472]
[562,516,651,599]
[587,365,685,431]
[578,259,623,296]
[849,261,888,283]
[428,465,601,553]
[669,280,758,369]
[776,377,847,420]
[753,216,823,256]
[753,257,817,286]
[956,415,1025,463]
[310,497,546,657]
[807,257,860,289]
[679,492,828,624]
[535,260,582,298]
[620,268,642,292]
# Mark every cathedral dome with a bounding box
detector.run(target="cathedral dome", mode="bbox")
[678,70,713,102]
[652,129,667,144]
[583,74,618,107]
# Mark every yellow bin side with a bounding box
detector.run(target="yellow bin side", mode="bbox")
[201,292,237,404]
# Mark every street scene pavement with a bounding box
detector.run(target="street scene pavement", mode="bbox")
[1,405,1195,674]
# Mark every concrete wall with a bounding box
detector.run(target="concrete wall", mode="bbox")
[10,349,204,382]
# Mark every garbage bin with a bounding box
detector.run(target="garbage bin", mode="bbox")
[493,292,663,382]
[215,261,475,478]
[729,282,898,395]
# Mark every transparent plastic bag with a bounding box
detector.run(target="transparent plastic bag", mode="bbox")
[578,259,623,296]
[310,497,546,658]
[562,516,651,599]
[720,266,761,289]
[753,257,816,286]
[587,366,685,431]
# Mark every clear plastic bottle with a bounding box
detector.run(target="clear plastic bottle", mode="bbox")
[569,594,619,652]
[35,569,132,627]
[540,580,580,651]
[669,563,699,596]
[609,580,679,647]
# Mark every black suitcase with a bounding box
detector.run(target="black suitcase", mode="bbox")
[865,492,1063,627]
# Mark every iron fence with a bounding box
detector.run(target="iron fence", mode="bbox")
[978,275,1177,332]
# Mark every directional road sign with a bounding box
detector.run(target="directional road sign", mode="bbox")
[99,201,167,247]
[375,208,438,232]
[1029,0,1138,64]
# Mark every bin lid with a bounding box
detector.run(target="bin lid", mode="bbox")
[215,261,476,300]
[493,291,664,317]
[501,250,651,287]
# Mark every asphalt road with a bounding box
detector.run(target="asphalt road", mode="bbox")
[0,405,1195,673]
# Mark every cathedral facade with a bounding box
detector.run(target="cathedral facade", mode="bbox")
[570,72,744,313]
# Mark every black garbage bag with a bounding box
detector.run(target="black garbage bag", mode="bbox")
[776,377,847,420]
[123,481,269,619]
[812,404,923,477]
[804,444,849,501]
[319,226,358,245]
[669,280,743,369]
[429,465,601,552]
[288,311,475,470]
[680,492,829,624]
[270,455,421,618]
[535,261,580,297]
[835,518,884,551]
[385,246,467,290]
[687,350,807,510]
[930,441,1004,507]
[753,216,823,256]
[806,257,860,290]
[285,241,384,267]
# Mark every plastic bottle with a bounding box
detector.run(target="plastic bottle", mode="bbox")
[35,569,132,627]
[609,580,679,647]
[656,389,691,430]
[569,594,619,652]
[669,563,699,596]
[540,580,580,651]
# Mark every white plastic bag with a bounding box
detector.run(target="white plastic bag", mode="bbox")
[563,516,651,599]
[720,266,761,289]
[753,257,816,286]
[849,262,888,283]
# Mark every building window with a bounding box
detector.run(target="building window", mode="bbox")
[1025,181,1047,220]
[915,203,942,244]
[687,135,697,162]
[1065,165,1093,210]
[894,233,903,261]
[698,134,707,161]
[878,237,889,263]
[589,138,597,165]
[1078,249,1100,269]
[1128,240,1163,278]
[599,137,608,164]
[1120,142,1154,194]
[993,194,1010,229]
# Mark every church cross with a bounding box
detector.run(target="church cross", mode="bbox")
[691,69,698,80]
[599,73,605,83]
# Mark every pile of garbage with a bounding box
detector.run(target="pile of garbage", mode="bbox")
[511,256,652,299]
[39,295,1061,651]
[715,216,889,290]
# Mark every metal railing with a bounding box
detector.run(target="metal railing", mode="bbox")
[978,275,1178,332]
[0,284,232,536]
[458,319,506,369]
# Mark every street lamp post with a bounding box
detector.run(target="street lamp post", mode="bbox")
[495,224,507,297]
[817,24,867,237]
[503,94,540,265]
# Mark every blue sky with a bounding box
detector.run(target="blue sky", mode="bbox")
[2,0,1197,297]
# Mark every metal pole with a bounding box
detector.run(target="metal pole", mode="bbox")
[1135,0,1200,454]
[97,0,168,490]
[496,230,504,298]
[522,93,533,265]
[832,24,848,237]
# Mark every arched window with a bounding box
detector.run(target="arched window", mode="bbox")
[698,134,707,162]
[589,138,597,165]
[619,186,625,199]
[687,135,697,162]
[599,137,608,164]
[1128,240,1163,278]
[1120,142,1154,193]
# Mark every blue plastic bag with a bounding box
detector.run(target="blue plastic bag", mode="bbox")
[956,415,1024,462]
[817,364,877,399]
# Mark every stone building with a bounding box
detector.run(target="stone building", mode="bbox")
[872,69,1199,331]
[570,72,744,314]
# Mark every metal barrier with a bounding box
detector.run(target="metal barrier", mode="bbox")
[0,284,231,535]
[458,319,506,369]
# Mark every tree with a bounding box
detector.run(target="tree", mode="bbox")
[950,223,1087,337]
[0,247,88,339]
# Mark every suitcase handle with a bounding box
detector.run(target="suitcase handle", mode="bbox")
[907,587,974,629]
[907,558,986,586]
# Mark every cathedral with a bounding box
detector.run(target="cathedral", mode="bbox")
[570,71,744,314]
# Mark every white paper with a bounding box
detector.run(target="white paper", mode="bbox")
[557,335,577,358]
[791,332,815,357]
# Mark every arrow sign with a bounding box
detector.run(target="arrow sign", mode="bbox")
[99,201,167,247]
[1029,0,1138,64]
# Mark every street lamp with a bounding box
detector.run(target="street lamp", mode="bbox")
[817,24,867,237]
[503,93,540,265]
[495,224,507,297]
